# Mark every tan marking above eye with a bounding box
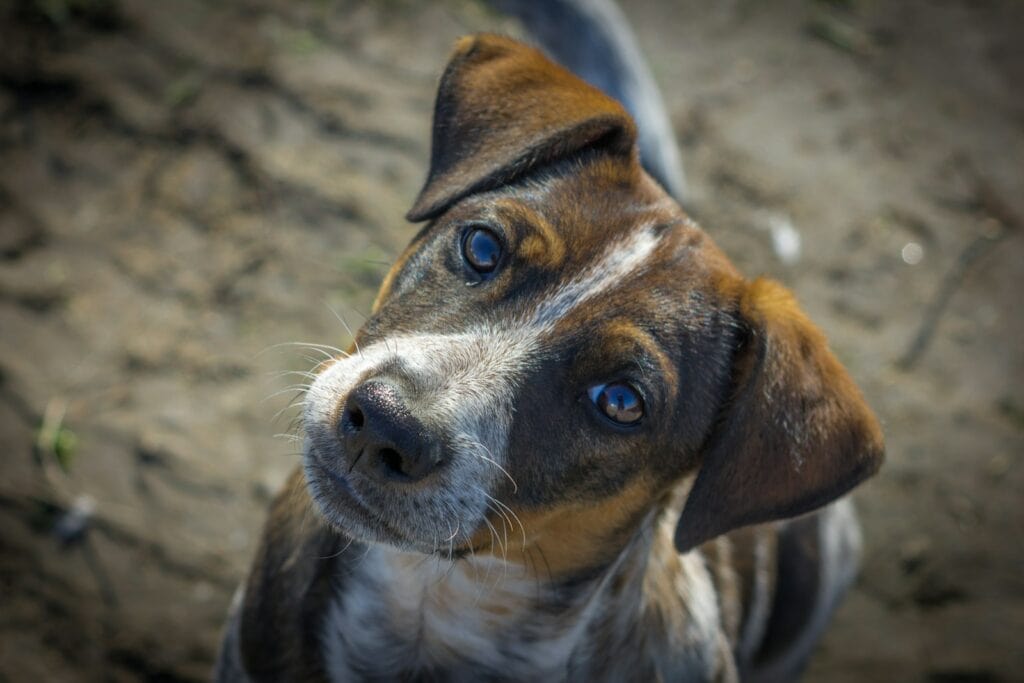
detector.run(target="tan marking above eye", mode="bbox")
[499,202,566,268]
[518,230,566,269]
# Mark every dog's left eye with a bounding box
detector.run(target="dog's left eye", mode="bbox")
[588,382,644,426]
[462,227,502,275]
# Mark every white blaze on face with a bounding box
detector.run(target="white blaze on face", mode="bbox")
[306,330,536,466]
[533,225,662,332]
[303,224,663,542]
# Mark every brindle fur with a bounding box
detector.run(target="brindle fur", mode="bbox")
[217,30,882,683]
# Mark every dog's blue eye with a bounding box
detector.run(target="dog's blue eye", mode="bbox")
[588,382,644,425]
[462,227,502,275]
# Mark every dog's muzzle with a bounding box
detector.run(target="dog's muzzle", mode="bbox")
[302,332,528,551]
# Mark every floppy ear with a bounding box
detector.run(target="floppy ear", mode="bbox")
[406,33,638,222]
[675,278,884,552]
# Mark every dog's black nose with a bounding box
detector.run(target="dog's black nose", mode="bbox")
[339,381,441,482]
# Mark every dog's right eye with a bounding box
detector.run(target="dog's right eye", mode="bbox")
[462,227,502,276]
[588,382,644,426]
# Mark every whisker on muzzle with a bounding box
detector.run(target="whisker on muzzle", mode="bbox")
[260,383,313,404]
[324,302,362,360]
[270,394,311,425]
[483,490,527,553]
[270,369,321,382]
[464,438,519,495]
[258,340,351,360]
[272,432,304,443]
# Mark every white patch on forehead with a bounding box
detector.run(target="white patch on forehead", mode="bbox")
[532,224,661,330]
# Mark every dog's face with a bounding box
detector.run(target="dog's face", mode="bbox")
[303,35,883,570]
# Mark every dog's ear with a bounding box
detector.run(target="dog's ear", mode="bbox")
[675,278,884,552]
[406,34,638,222]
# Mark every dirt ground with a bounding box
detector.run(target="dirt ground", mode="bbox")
[0,0,1021,680]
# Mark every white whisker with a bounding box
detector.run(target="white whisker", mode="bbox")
[465,439,518,494]
[485,492,527,553]
[259,340,349,359]
[271,369,320,381]
[324,302,362,359]
[261,383,313,404]
[272,432,304,443]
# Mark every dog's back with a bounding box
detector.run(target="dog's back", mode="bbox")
[711,502,864,682]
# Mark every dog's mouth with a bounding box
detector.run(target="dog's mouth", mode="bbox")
[303,438,491,557]
[306,444,363,506]
[303,441,411,545]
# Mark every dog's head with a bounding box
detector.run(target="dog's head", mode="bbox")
[302,35,883,570]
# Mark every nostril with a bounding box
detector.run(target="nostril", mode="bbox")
[379,448,407,478]
[342,406,364,435]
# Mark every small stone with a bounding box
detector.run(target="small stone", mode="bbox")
[53,495,96,546]
[901,242,924,265]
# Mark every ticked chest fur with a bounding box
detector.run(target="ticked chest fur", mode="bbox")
[321,511,731,683]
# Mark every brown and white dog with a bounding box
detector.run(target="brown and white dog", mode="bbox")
[215,23,884,683]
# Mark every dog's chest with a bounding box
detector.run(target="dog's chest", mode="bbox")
[322,548,594,681]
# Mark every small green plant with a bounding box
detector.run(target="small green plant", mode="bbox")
[36,398,78,473]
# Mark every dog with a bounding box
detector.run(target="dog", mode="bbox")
[215,13,884,683]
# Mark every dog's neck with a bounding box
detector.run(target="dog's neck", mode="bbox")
[322,503,726,681]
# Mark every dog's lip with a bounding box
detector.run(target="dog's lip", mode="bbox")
[322,461,358,497]
[306,445,419,544]
[305,443,487,557]
[308,446,366,504]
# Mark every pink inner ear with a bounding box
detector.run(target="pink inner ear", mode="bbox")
[406,34,638,223]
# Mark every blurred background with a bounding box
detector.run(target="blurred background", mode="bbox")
[1,0,1022,680]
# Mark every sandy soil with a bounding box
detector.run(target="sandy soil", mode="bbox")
[0,0,1021,680]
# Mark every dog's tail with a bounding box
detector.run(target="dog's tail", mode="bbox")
[486,0,687,205]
